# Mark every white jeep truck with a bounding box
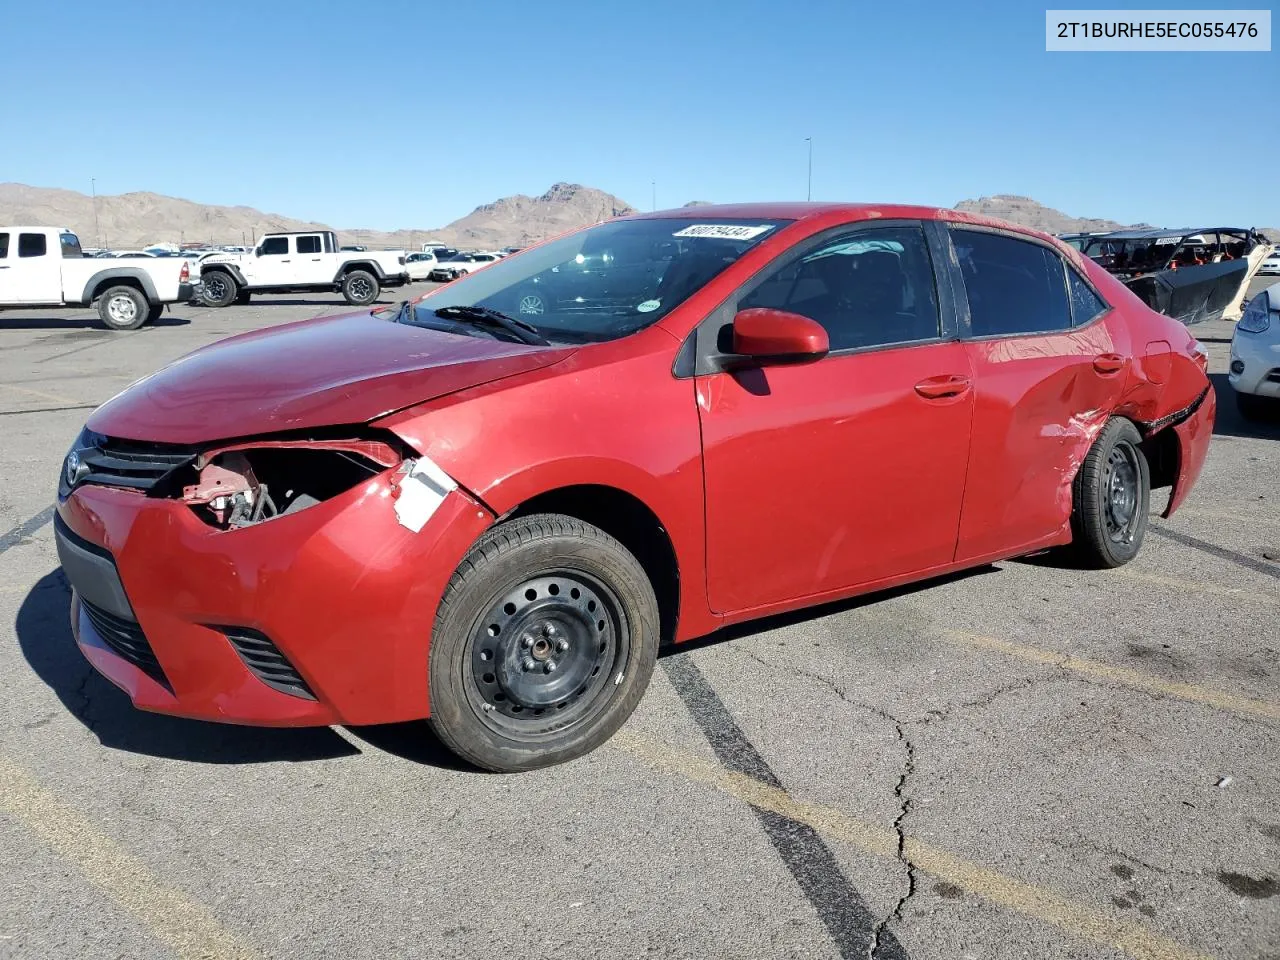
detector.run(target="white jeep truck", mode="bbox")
[0,226,199,330]
[199,231,409,308]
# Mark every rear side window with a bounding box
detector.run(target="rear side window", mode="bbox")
[1067,269,1108,326]
[261,237,289,255]
[0,233,8,258]
[952,229,1071,336]
[18,233,48,258]
[296,235,322,254]
[740,225,941,351]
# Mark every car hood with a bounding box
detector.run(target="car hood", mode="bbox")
[87,311,572,445]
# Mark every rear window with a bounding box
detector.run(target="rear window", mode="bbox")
[18,233,48,258]
[952,229,1071,337]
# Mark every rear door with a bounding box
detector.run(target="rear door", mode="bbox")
[696,220,975,614]
[0,232,12,303]
[946,226,1126,563]
[293,234,327,282]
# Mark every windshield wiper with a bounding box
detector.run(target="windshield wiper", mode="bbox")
[432,305,550,345]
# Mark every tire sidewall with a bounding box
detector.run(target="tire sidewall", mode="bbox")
[430,521,658,772]
[97,286,148,331]
[342,270,379,305]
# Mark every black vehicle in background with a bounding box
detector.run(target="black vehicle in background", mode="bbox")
[1081,227,1273,325]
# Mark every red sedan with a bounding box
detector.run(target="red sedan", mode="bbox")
[55,203,1214,771]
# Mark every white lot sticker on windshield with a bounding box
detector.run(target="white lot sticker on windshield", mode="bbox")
[1154,236,1182,245]
[636,299,661,313]
[672,224,773,241]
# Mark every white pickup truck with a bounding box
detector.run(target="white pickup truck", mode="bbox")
[199,231,409,308]
[0,226,199,330]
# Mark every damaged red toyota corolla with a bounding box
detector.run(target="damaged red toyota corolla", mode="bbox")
[54,204,1214,771]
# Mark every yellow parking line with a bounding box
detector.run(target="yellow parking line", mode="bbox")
[0,759,261,960]
[613,732,1209,960]
[1114,569,1279,604]
[0,383,81,405]
[941,630,1280,722]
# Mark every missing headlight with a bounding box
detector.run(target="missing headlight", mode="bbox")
[182,439,402,529]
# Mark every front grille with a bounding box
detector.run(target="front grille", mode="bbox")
[81,599,170,689]
[219,627,316,700]
[80,437,196,493]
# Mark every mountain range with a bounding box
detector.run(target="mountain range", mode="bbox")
[0,183,1271,251]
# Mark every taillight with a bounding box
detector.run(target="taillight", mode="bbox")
[179,260,190,282]
[1191,339,1209,372]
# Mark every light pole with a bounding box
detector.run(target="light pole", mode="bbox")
[804,138,813,201]
[90,178,101,248]
[651,181,656,212]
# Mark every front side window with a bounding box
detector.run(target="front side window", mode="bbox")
[296,235,322,254]
[952,229,1071,337]
[740,226,941,350]
[1067,269,1108,326]
[18,233,47,258]
[409,217,787,343]
[260,237,289,256]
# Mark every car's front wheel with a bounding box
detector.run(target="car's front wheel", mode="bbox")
[97,285,149,330]
[429,514,659,772]
[200,271,238,308]
[342,269,379,305]
[1070,418,1150,568]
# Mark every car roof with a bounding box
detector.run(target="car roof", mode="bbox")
[620,203,1061,243]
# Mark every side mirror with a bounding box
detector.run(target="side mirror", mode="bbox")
[730,308,829,366]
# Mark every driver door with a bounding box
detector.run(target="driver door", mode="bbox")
[696,221,974,614]
[250,236,295,286]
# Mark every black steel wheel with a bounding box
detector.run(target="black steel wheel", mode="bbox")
[1070,418,1150,568]
[342,269,379,305]
[429,514,659,772]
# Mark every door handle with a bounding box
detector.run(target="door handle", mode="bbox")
[1093,353,1126,374]
[281,259,292,262]
[914,374,971,399]
[311,258,321,261]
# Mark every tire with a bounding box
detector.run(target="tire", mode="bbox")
[1235,390,1272,421]
[201,271,238,308]
[429,513,660,772]
[234,290,252,305]
[341,269,379,305]
[96,285,149,331]
[516,288,549,317]
[1069,418,1150,568]
[145,302,165,325]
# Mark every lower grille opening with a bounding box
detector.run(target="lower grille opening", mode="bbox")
[218,627,316,700]
[81,600,171,690]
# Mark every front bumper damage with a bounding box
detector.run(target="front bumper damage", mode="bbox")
[56,449,494,726]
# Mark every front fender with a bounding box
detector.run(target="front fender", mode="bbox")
[202,263,248,288]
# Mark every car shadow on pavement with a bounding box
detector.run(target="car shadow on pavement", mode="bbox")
[0,314,192,330]
[16,571,359,764]
[662,566,1000,658]
[228,298,396,308]
[1208,373,1280,441]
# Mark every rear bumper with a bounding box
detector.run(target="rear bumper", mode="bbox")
[56,472,494,726]
[177,281,200,302]
[1162,386,1215,518]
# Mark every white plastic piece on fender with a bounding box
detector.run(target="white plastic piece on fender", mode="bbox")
[394,457,458,533]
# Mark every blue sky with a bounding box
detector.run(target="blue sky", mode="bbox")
[1,1,1275,229]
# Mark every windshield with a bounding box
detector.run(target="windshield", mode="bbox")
[414,217,787,343]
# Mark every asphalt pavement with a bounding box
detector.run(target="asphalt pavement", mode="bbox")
[0,280,1276,960]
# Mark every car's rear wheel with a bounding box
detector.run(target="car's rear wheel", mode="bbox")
[342,269,379,305]
[429,514,659,772]
[201,271,238,308]
[145,302,165,325]
[97,285,148,330]
[1070,418,1150,568]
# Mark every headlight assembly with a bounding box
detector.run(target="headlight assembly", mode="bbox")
[1238,292,1272,334]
